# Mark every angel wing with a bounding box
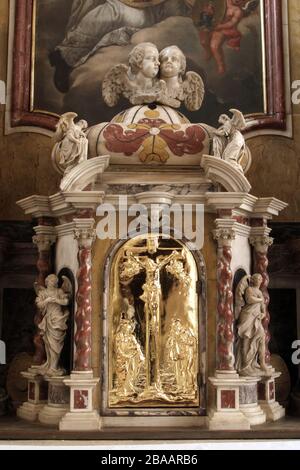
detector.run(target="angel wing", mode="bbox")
[61,276,73,297]
[229,109,246,131]
[53,112,78,143]
[34,282,45,296]
[235,275,251,320]
[183,72,205,112]
[102,64,130,107]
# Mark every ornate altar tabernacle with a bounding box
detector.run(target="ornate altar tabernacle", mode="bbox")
[16,44,287,432]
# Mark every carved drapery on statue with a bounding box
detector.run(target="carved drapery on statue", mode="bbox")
[108,235,199,407]
[32,228,56,365]
[32,274,72,377]
[235,274,272,377]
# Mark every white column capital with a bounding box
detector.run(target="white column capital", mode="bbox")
[250,235,274,253]
[213,219,237,247]
[33,226,56,252]
[73,219,96,249]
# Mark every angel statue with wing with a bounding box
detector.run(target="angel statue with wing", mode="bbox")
[235,274,272,377]
[33,275,72,377]
[212,109,247,170]
[51,112,88,176]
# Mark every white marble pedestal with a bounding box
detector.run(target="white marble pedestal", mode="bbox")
[239,377,266,425]
[208,372,250,430]
[17,371,48,422]
[39,376,70,426]
[59,371,100,431]
[258,373,285,421]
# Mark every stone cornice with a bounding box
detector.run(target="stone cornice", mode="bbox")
[206,193,248,211]
[55,223,75,238]
[253,198,288,218]
[17,195,52,218]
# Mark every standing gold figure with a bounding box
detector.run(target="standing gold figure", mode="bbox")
[166,319,197,396]
[113,319,145,398]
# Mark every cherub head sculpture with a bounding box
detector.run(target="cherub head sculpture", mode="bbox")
[45,274,59,288]
[159,46,186,80]
[102,42,205,112]
[128,42,160,79]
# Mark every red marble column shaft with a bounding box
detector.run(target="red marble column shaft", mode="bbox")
[216,244,235,371]
[74,246,93,371]
[252,243,272,365]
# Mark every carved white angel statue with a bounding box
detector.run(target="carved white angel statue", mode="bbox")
[33,274,72,377]
[102,42,204,111]
[212,109,247,170]
[158,45,205,111]
[235,274,272,377]
[51,112,88,176]
[103,42,162,107]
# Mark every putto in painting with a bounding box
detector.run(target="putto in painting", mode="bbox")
[33,0,263,126]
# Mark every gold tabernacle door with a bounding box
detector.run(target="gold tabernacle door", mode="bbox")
[106,235,202,409]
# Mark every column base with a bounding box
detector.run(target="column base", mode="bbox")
[207,409,250,430]
[258,373,285,422]
[59,411,100,431]
[58,371,100,431]
[260,401,285,422]
[38,376,70,426]
[17,371,48,422]
[208,372,250,430]
[39,405,69,426]
[17,402,45,422]
[239,377,266,425]
[240,404,266,426]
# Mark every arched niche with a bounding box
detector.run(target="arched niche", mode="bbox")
[57,268,76,375]
[100,233,207,417]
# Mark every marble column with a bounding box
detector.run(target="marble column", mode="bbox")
[17,225,56,422]
[32,227,56,365]
[73,225,95,372]
[60,219,100,431]
[250,230,285,421]
[213,226,236,373]
[208,220,250,430]
[250,234,274,365]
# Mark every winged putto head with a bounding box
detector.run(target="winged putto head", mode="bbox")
[102,43,205,112]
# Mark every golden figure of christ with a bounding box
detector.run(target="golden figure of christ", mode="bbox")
[127,250,183,399]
